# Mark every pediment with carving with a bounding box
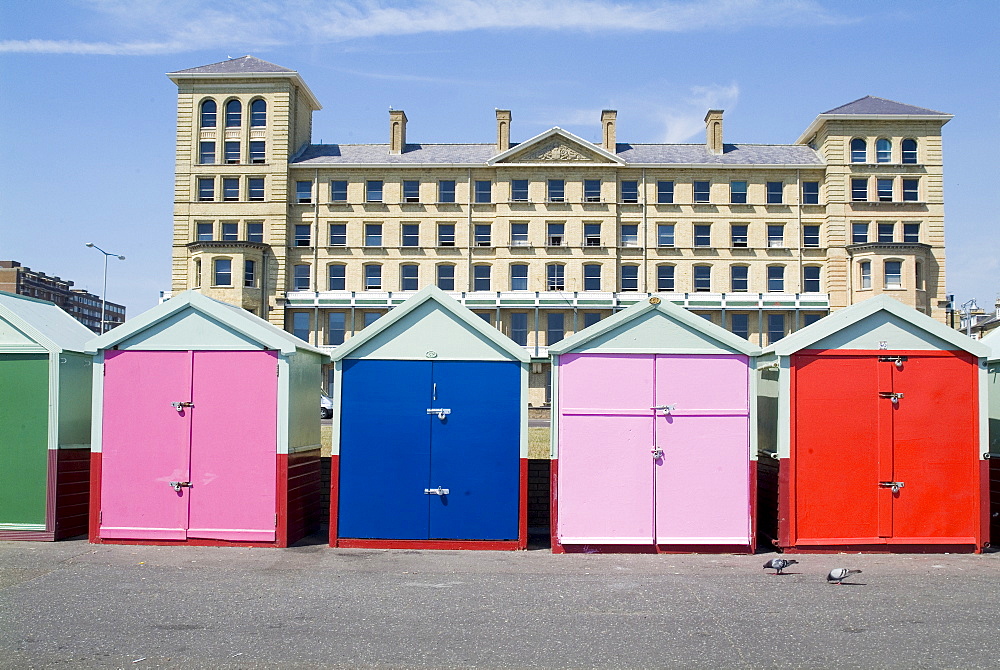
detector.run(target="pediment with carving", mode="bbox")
[494,130,618,164]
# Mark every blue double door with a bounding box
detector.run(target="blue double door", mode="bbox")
[338,360,521,541]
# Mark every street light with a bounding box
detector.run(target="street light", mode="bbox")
[85,242,125,334]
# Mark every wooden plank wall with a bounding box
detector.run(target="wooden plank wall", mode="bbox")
[285,449,322,545]
[55,449,90,540]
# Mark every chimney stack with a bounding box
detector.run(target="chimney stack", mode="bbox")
[705,110,723,155]
[601,110,617,153]
[496,109,511,152]
[389,109,407,154]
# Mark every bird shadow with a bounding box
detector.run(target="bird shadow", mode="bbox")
[831,582,866,586]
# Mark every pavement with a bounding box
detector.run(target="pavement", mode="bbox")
[2,535,999,669]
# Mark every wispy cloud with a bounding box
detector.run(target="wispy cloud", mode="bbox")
[0,0,849,55]
[655,83,741,142]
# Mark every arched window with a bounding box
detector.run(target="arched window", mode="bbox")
[730,265,749,292]
[546,264,565,291]
[901,139,918,164]
[876,138,892,163]
[767,265,785,292]
[859,261,871,290]
[250,99,267,127]
[225,99,242,127]
[327,264,346,291]
[437,264,456,291]
[510,264,528,291]
[364,264,381,290]
[193,258,202,287]
[400,264,419,291]
[884,260,902,288]
[473,265,491,291]
[693,265,711,292]
[656,265,675,292]
[293,264,311,291]
[802,266,821,293]
[850,138,867,163]
[620,265,639,292]
[583,264,601,291]
[213,258,232,286]
[200,99,217,128]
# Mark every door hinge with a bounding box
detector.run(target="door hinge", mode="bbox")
[275,513,278,527]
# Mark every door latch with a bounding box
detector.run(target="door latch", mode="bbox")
[878,392,904,405]
[651,447,664,459]
[169,481,192,492]
[878,356,908,370]
[171,401,194,412]
[651,404,676,416]
[426,408,451,420]
[424,487,449,495]
[879,481,905,493]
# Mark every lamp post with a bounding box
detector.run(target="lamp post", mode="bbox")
[85,242,125,334]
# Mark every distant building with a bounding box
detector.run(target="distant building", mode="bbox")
[0,261,126,333]
[962,297,1000,338]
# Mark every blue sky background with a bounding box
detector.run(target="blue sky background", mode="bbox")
[2,0,998,316]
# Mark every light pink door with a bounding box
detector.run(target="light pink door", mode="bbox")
[653,355,751,545]
[557,354,654,544]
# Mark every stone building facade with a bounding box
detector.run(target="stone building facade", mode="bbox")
[0,260,126,333]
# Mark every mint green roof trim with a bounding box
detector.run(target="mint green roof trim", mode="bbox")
[0,291,94,354]
[765,295,989,358]
[331,285,530,363]
[86,290,329,358]
[982,329,1000,362]
[548,294,762,356]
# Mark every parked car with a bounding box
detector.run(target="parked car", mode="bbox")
[321,392,333,419]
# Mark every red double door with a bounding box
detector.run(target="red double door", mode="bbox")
[790,350,982,548]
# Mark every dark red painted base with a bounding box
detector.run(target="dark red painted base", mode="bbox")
[0,449,91,542]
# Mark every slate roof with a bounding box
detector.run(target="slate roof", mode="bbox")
[822,96,947,116]
[169,55,296,75]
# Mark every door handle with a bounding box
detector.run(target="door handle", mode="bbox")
[426,408,451,420]
[651,404,676,416]
[878,392,904,405]
[424,487,449,495]
[171,401,194,412]
[879,481,904,493]
[169,481,192,492]
[651,447,663,459]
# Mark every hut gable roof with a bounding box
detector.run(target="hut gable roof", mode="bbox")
[982,328,1000,362]
[0,291,94,353]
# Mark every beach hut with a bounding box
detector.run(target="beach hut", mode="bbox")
[761,295,991,553]
[0,292,94,540]
[87,291,329,547]
[983,329,1000,545]
[549,296,763,553]
[330,286,530,549]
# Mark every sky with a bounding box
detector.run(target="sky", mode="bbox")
[1,0,998,317]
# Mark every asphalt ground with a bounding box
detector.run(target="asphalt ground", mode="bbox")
[2,536,999,669]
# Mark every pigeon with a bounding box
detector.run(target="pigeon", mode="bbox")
[827,568,863,584]
[763,558,798,575]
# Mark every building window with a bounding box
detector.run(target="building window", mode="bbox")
[767,181,783,204]
[903,222,920,243]
[850,138,867,163]
[730,224,748,248]
[877,179,893,202]
[547,264,565,291]
[473,265,491,291]
[694,224,712,247]
[803,225,820,247]
[547,223,565,247]
[657,224,675,247]
[548,179,565,202]
[328,312,345,345]
[247,222,263,243]
[902,179,919,202]
[199,141,215,164]
[193,258,202,287]
[583,264,601,291]
[860,260,871,289]
[851,178,868,201]
[583,312,602,328]
[330,181,348,202]
[244,260,256,287]
[803,266,821,293]
[364,265,381,290]
[291,224,309,247]
[249,141,265,164]
[802,181,819,204]
[225,99,241,127]
[730,265,749,292]
[657,181,674,204]
[901,139,918,164]
[437,265,455,291]
[200,99,216,128]
[475,180,492,203]
[224,139,240,164]
[884,260,902,288]
[365,223,382,247]
[730,181,748,204]
[366,181,383,203]
[328,265,346,291]
[852,222,869,244]
[222,222,238,241]
[292,312,310,341]
[584,179,601,202]
[621,180,639,203]
[547,313,564,345]
[693,181,710,203]
[767,224,784,248]
[403,180,420,203]
[803,313,823,326]
[510,179,528,202]
[198,178,214,201]
[510,313,528,346]
[401,224,419,247]
[767,266,784,292]
[731,313,749,340]
[438,180,456,203]
[474,224,492,247]
[767,314,785,344]
[213,258,232,286]
[438,224,456,247]
[222,178,239,201]
[620,224,639,247]
[363,312,381,328]
[915,261,923,290]
[296,181,312,204]
[693,265,711,292]
[329,224,346,246]
[250,99,266,127]
[400,264,418,291]
[657,265,675,291]
[876,222,895,243]
[620,265,639,292]
[876,138,892,163]
[510,264,528,291]
[584,223,601,247]
[196,222,213,241]
[248,177,264,201]
[511,223,529,247]
[293,264,310,290]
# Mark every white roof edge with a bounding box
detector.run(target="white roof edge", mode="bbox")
[487,127,625,165]
[167,70,322,111]
[331,285,530,362]
[981,329,1000,362]
[796,113,952,144]
[0,292,93,353]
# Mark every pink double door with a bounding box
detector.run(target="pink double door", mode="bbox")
[99,350,278,542]
[557,353,751,547]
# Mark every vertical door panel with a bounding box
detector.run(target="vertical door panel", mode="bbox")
[100,351,190,539]
[557,354,654,544]
[428,361,521,540]
[792,354,881,543]
[0,355,49,526]
[654,355,750,544]
[338,360,432,539]
[186,351,277,541]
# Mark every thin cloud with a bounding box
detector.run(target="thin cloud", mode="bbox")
[656,83,741,142]
[0,0,850,55]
